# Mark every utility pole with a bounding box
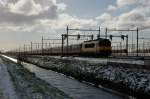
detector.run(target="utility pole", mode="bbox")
[143,40,145,56]
[132,31,134,52]
[42,36,44,55]
[126,35,128,56]
[46,42,47,49]
[37,43,40,54]
[62,34,64,56]
[67,26,69,55]
[137,27,139,56]
[120,42,122,56]
[98,26,100,38]
[31,42,32,54]
[105,28,108,38]
[24,44,25,55]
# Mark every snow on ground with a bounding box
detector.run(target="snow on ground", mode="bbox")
[23,55,150,98]
[2,55,17,63]
[95,65,150,92]
[22,62,125,99]
[67,57,144,65]
[1,55,72,99]
[0,58,18,99]
[43,56,144,65]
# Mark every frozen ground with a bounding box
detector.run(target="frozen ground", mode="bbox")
[21,55,150,98]
[0,55,72,99]
[47,56,144,65]
[2,55,128,99]
[23,62,126,99]
[0,58,18,99]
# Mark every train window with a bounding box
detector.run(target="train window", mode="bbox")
[84,43,95,48]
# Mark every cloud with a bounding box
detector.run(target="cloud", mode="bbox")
[101,0,150,30]
[0,0,8,6]
[0,0,60,26]
[117,0,138,7]
[96,7,150,30]
[96,13,118,28]
[57,3,67,11]
[107,0,138,11]
[107,5,117,11]
[119,10,145,22]
[39,13,97,30]
[0,0,92,32]
[140,0,150,6]
[96,13,112,22]
[0,0,149,32]
[8,0,45,15]
[116,1,150,30]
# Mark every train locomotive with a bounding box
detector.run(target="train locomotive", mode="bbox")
[40,38,112,57]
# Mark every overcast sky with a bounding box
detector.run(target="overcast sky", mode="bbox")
[0,0,150,51]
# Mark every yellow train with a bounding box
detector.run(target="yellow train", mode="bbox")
[12,38,112,57]
[40,38,112,57]
[81,38,112,56]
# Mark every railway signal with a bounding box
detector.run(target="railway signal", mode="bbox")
[109,35,113,40]
[107,28,139,56]
[91,35,94,40]
[121,35,124,40]
[77,34,80,40]
[63,34,67,40]
[108,34,128,56]
[97,35,100,39]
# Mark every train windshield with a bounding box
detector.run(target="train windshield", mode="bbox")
[99,40,111,46]
[85,43,95,48]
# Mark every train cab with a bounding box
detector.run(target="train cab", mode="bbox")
[81,38,112,56]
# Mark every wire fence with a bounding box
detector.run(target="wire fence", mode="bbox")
[112,42,150,56]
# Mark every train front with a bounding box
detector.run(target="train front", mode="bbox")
[81,38,112,57]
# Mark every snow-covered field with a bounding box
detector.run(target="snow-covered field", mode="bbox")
[46,56,144,65]
[0,55,72,99]
[22,55,150,98]
[23,62,126,99]
[0,57,18,99]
